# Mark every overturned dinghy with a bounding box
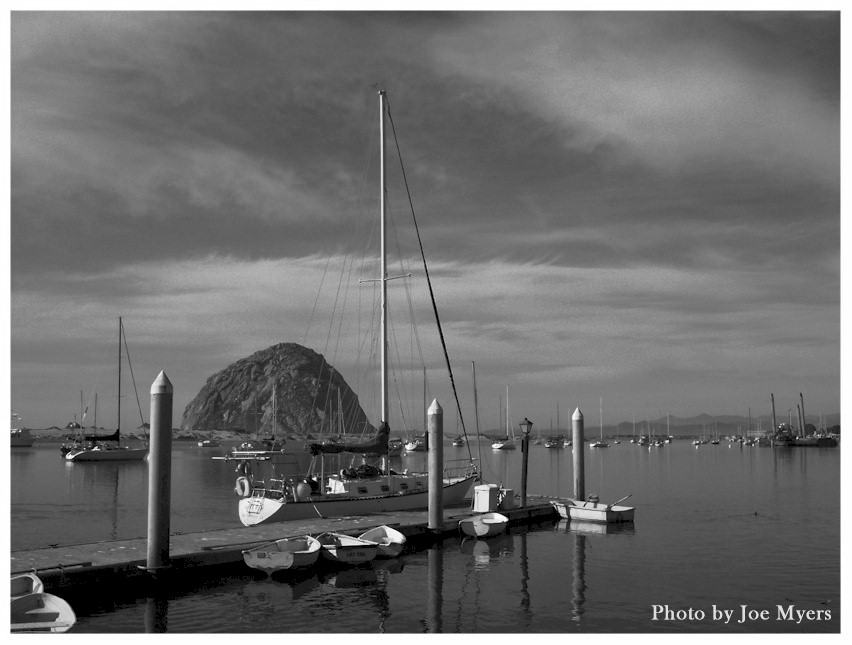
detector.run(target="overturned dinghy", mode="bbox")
[358,525,406,558]
[459,512,509,538]
[242,535,321,574]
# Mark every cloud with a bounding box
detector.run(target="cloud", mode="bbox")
[9,11,839,427]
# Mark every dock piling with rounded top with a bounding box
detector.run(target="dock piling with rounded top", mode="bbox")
[146,371,174,571]
[572,408,584,501]
[427,399,443,530]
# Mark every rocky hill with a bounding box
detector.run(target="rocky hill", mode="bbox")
[180,343,374,437]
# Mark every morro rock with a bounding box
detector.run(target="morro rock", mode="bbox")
[180,343,374,436]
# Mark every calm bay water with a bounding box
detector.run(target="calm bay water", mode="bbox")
[9,437,841,633]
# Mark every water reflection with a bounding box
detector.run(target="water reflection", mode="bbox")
[572,531,586,623]
[144,595,168,633]
[426,545,443,633]
[460,533,513,567]
[241,570,320,604]
[519,533,531,627]
[557,519,636,536]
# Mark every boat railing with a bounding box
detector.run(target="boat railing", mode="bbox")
[443,458,477,480]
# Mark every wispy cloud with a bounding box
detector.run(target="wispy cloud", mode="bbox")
[9,11,839,427]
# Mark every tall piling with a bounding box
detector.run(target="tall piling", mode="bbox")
[520,418,532,507]
[572,408,584,501]
[771,393,777,434]
[146,371,173,571]
[427,399,443,531]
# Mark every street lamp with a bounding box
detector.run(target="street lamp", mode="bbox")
[519,418,533,507]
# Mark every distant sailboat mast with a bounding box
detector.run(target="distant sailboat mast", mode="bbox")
[117,316,122,443]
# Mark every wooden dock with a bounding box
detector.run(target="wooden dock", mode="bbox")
[11,502,558,598]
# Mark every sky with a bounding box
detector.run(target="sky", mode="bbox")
[5,8,842,434]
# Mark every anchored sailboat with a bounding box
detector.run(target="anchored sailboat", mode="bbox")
[590,397,609,448]
[491,386,516,450]
[231,91,477,526]
[65,318,148,462]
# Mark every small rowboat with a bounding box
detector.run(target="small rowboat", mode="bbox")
[551,495,634,524]
[316,532,379,564]
[11,572,44,599]
[458,512,509,538]
[358,525,406,558]
[242,535,321,573]
[11,592,77,633]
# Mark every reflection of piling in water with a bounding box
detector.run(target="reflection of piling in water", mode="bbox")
[571,532,586,622]
[428,400,443,530]
[426,545,443,633]
[520,533,531,623]
[572,408,585,501]
[144,596,168,633]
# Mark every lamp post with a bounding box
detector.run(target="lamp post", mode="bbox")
[519,417,533,508]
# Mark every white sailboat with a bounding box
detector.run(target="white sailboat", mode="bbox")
[65,317,148,462]
[492,386,516,450]
[232,91,477,527]
[590,397,609,448]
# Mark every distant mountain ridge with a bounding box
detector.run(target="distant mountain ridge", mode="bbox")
[608,412,840,437]
[180,342,375,436]
[530,412,839,438]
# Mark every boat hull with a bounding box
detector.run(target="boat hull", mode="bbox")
[317,533,379,564]
[11,573,44,599]
[242,536,321,573]
[358,525,406,557]
[10,593,77,633]
[551,499,635,523]
[239,474,477,526]
[65,446,149,461]
[11,430,34,447]
[459,512,509,537]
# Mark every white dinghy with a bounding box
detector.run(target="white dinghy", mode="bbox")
[358,525,406,558]
[242,535,321,574]
[459,512,509,538]
[316,532,379,565]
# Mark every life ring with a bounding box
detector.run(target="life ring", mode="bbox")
[234,476,252,497]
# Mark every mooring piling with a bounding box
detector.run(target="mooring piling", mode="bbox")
[519,417,533,507]
[145,371,173,572]
[572,407,584,501]
[427,398,444,530]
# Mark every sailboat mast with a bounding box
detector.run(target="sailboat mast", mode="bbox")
[506,385,510,438]
[472,362,481,435]
[379,90,388,427]
[117,316,122,439]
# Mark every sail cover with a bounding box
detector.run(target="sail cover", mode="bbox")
[308,422,390,456]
